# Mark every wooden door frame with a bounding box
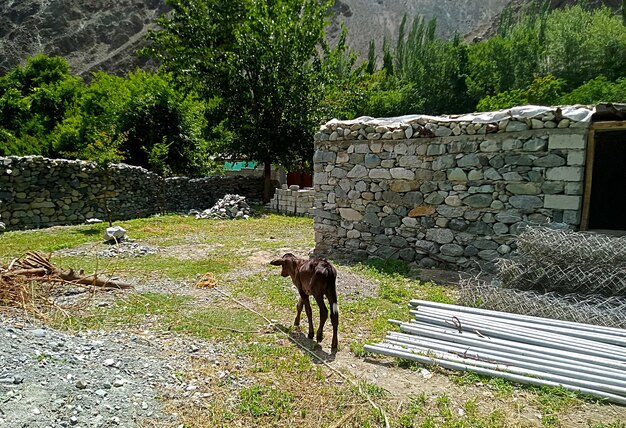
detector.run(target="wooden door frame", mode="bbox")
[580,121,626,230]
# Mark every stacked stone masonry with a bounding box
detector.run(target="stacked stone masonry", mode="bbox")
[268,184,315,217]
[313,107,590,270]
[0,156,263,230]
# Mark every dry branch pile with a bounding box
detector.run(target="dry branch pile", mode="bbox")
[0,252,132,317]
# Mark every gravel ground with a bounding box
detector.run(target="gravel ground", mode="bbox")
[55,240,158,259]
[0,314,230,428]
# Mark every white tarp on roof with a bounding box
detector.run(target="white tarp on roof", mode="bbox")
[324,105,595,128]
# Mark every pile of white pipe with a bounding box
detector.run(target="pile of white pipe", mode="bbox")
[364,300,626,405]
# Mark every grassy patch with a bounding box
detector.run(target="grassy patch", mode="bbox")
[532,385,581,428]
[341,259,454,350]
[53,253,237,282]
[58,292,192,330]
[0,223,107,259]
[241,339,314,374]
[239,384,295,418]
[169,305,266,340]
[230,272,297,312]
[452,372,515,397]
[398,393,506,428]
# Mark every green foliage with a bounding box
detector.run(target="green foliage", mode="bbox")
[469,4,626,103]
[0,55,84,155]
[526,74,566,105]
[0,56,213,176]
[78,126,125,166]
[393,17,472,114]
[543,5,626,89]
[560,76,626,105]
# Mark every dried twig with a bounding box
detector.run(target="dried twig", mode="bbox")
[0,252,131,318]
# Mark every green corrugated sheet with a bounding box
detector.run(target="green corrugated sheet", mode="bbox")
[224,161,257,171]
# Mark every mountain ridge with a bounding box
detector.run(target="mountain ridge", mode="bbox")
[0,0,622,76]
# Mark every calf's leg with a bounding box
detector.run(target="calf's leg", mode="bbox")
[314,294,328,343]
[294,298,304,326]
[300,293,314,339]
[326,290,339,350]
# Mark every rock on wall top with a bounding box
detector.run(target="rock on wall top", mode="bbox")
[316,105,594,142]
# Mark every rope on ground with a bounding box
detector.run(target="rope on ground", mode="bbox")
[211,286,391,428]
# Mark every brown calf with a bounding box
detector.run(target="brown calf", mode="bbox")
[270,253,339,350]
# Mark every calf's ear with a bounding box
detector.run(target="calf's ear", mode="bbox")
[269,258,283,266]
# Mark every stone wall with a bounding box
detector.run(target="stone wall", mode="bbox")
[0,156,265,231]
[268,185,315,217]
[312,106,590,271]
[164,176,264,213]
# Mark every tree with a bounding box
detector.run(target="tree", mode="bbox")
[144,0,334,202]
[0,55,84,156]
[52,70,212,176]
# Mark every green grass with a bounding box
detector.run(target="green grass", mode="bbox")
[230,272,298,312]
[339,259,455,349]
[239,385,295,418]
[533,385,581,428]
[452,372,515,397]
[396,393,506,428]
[58,292,192,330]
[0,212,314,262]
[0,222,107,258]
[242,339,314,374]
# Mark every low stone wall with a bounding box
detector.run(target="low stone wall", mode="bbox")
[0,156,265,231]
[313,106,590,270]
[268,185,315,216]
[0,156,162,230]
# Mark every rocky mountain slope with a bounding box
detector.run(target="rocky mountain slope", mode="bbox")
[0,0,167,76]
[0,0,622,77]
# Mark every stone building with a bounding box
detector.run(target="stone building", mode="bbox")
[312,104,626,270]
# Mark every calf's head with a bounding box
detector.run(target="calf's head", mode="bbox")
[269,253,299,278]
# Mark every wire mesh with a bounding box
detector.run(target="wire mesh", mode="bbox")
[496,225,626,297]
[496,259,626,296]
[516,226,626,268]
[457,225,626,329]
[458,279,626,329]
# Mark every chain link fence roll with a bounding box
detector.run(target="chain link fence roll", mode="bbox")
[496,259,626,297]
[457,225,626,329]
[458,279,626,329]
[516,226,626,269]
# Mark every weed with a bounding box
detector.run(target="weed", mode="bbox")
[239,385,294,417]
[355,381,387,399]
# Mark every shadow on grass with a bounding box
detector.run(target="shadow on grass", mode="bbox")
[331,254,472,287]
[275,323,337,363]
[77,228,102,237]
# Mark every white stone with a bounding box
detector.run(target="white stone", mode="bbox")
[104,226,126,242]
[544,195,581,210]
[369,169,392,179]
[347,165,368,178]
[546,167,583,182]
[567,151,585,166]
[548,134,586,150]
[338,208,363,221]
[390,168,415,180]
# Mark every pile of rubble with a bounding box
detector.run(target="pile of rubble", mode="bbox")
[194,194,251,220]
